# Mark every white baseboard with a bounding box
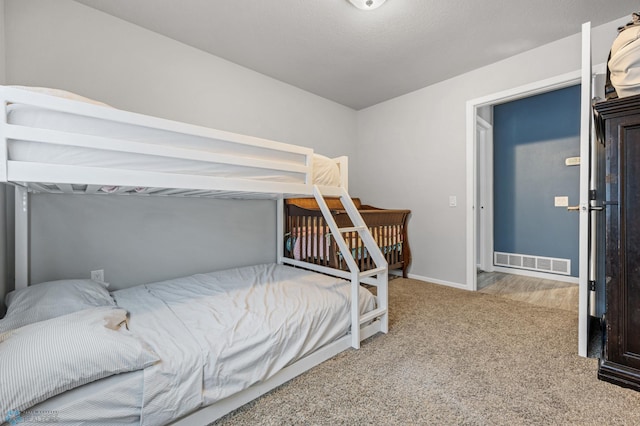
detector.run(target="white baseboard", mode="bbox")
[394,270,470,291]
[490,265,578,284]
[393,266,578,290]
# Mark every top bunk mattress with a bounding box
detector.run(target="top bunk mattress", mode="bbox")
[6,104,341,188]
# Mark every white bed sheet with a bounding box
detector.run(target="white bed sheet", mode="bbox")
[112,263,375,426]
[18,370,143,426]
[7,105,340,186]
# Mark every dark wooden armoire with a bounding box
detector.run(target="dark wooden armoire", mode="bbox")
[595,94,640,391]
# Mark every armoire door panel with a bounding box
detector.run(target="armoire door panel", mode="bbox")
[622,125,640,360]
[595,95,640,391]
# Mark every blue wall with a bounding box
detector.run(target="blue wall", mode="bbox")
[493,85,580,277]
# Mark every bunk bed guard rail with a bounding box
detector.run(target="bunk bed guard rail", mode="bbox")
[0,85,350,198]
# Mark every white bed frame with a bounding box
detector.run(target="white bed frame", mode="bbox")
[0,85,388,424]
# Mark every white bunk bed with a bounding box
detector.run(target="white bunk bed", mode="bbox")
[0,85,389,425]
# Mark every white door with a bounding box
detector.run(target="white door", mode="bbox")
[577,22,592,357]
[476,116,493,272]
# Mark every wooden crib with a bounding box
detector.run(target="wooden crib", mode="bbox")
[284,198,411,277]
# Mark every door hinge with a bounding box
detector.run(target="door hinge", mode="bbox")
[589,280,597,291]
[589,189,597,201]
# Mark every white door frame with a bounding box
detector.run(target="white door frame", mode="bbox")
[576,22,592,357]
[466,69,581,292]
[476,116,493,273]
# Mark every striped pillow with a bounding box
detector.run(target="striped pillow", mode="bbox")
[0,279,116,334]
[0,307,158,414]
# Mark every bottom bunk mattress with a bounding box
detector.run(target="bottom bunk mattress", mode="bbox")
[20,370,144,426]
[20,263,376,425]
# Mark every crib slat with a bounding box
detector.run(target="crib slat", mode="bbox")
[389,226,394,266]
[308,216,312,264]
[393,225,398,266]
[390,225,395,266]
[295,215,300,260]
[359,231,365,271]
[303,215,308,261]
[367,227,373,272]
[307,216,312,263]
[313,216,319,266]
[318,216,323,266]
[322,217,328,267]
[375,226,379,265]
[287,210,292,259]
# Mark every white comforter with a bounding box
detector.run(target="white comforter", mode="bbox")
[112,264,375,425]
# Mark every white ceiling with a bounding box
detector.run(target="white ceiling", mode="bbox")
[74,0,637,110]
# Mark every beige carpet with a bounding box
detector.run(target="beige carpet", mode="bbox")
[214,278,640,425]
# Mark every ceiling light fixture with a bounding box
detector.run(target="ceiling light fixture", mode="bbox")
[347,0,387,11]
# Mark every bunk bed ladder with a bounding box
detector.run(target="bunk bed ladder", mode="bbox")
[312,186,388,349]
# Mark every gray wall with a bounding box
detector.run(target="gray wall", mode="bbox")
[353,17,626,288]
[3,0,358,289]
[0,0,4,84]
[0,0,7,313]
[30,195,275,289]
[493,85,581,277]
[0,185,6,314]
[4,0,357,158]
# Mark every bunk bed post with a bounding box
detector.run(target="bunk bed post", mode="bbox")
[378,269,389,333]
[350,269,361,348]
[276,196,285,264]
[15,186,29,289]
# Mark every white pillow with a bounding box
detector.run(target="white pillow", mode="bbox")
[609,25,640,98]
[8,85,111,107]
[0,279,116,334]
[0,307,158,414]
[312,154,340,186]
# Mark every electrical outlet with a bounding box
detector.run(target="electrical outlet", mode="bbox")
[91,269,105,283]
[449,195,457,207]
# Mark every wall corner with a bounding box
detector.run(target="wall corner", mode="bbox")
[0,0,7,315]
[0,0,5,85]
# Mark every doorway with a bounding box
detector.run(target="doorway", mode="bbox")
[483,85,582,280]
[467,71,583,291]
[475,86,583,330]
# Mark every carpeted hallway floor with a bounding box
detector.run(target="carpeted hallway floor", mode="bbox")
[214,278,640,425]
